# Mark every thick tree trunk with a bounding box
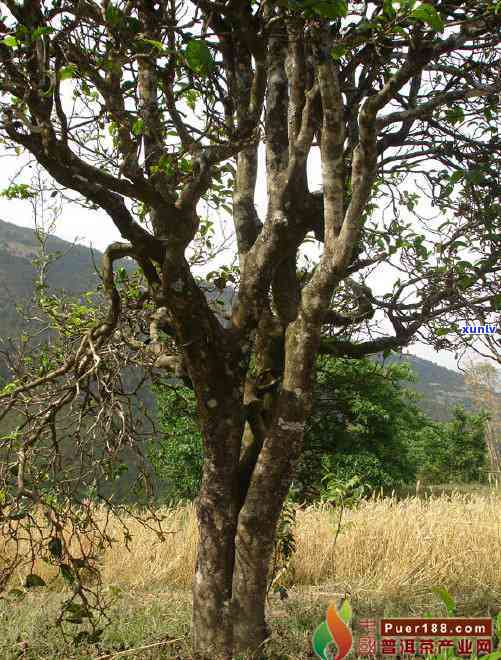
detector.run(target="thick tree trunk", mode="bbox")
[192,495,237,659]
[191,410,242,659]
[192,322,315,658]
[232,391,308,656]
[192,416,303,658]
[231,504,283,657]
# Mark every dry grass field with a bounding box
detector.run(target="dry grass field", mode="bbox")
[1,490,501,658]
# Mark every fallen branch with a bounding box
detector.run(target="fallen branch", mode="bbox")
[93,637,184,660]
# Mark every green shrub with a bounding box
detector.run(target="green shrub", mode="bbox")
[151,358,489,504]
[149,383,202,504]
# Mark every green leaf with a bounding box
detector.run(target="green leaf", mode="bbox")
[391,25,409,37]
[9,509,28,520]
[105,4,123,27]
[383,0,397,17]
[59,563,75,584]
[179,157,192,173]
[183,88,198,111]
[2,36,18,47]
[411,4,444,32]
[445,106,465,125]
[496,610,501,637]
[152,154,175,177]
[132,118,145,136]
[127,17,141,33]
[432,586,456,615]
[306,0,348,18]
[24,574,46,588]
[140,37,165,51]
[31,26,54,39]
[338,598,352,624]
[0,183,36,200]
[59,64,77,81]
[465,169,483,185]
[331,44,347,60]
[48,536,63,558]
[184,39,215,76]
[449,170,464,184]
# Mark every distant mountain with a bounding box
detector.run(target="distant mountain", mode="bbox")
[0,219,492,421]
[0,218,104,338]
[0,218,137,383]
[381,353,475,421]
[0,218,105,286]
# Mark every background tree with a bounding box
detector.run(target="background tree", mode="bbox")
[150,381,203,503]
[152,357,489,503]
[151,358,420,503]
[0,0,500,657]
[410,406,488,484]
[295,357,419,498]
[465,360,501,479]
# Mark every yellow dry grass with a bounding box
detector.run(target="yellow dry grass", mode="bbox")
[3,491,501,600]
[292,492,501,601]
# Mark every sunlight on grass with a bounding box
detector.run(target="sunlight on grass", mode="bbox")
[292,492,501,600]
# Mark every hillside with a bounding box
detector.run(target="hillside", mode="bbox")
[383,353,474,421]
[0,218,103,338]
[0,219,487,421]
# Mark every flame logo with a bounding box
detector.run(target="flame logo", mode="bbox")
[312,600,353,660]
